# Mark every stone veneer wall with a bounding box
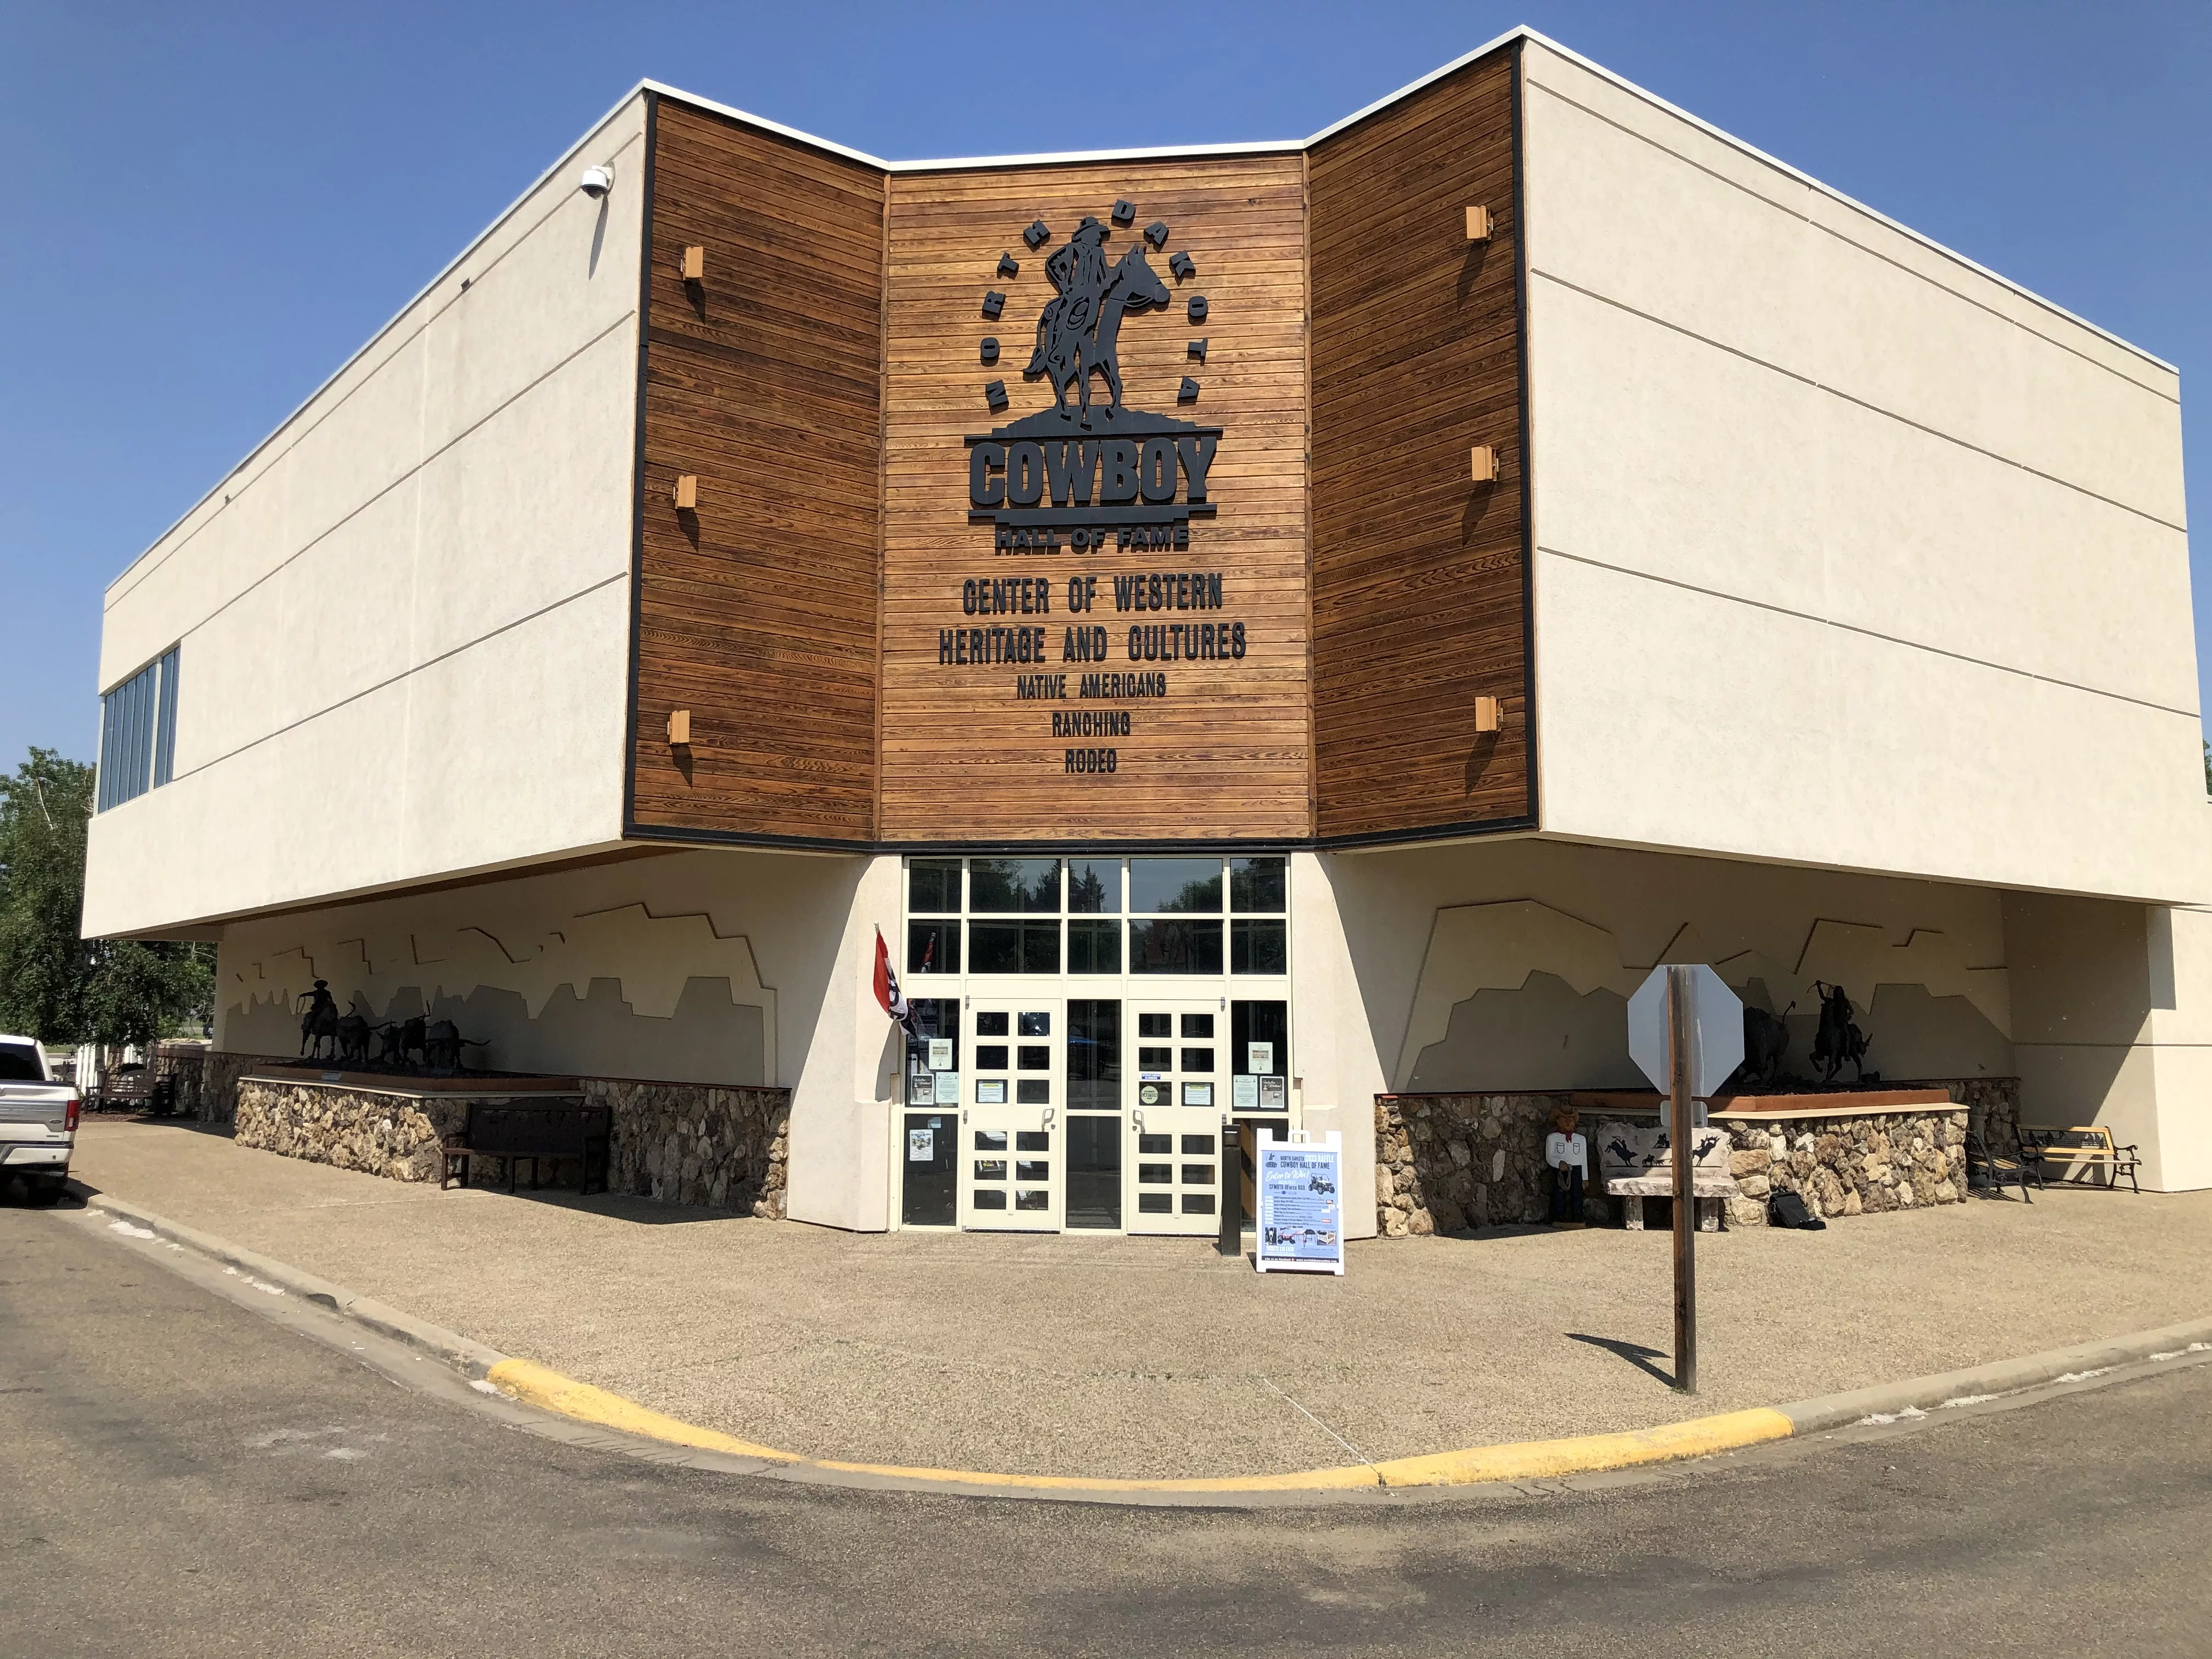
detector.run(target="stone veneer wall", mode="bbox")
[230,1074,791,1218]
[583,1077,789,1218]
[1735,1109,1971,1221]
[235,1076,470,1182]
[1377,1079,2017,1237]
[200,1051,290,1124]
[1375,1095,1620,1237]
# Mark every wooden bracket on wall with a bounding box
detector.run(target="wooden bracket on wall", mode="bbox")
[1473,696,1502,734]
[672,474,698,510]
[1465,204,1492,241]
[1470,445,1498,484]
[680,245,705,281]
[667,709,692,746]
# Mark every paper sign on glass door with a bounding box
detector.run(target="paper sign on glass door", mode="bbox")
[1247,1042,1273,1074]
[928,1039,954,1071]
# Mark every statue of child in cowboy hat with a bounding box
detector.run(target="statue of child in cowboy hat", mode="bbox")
[1546,1107,1588,1227]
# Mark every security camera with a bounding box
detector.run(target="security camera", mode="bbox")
[579,163,614,199]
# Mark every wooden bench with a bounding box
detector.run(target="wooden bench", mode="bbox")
[2022,1125,2141,1193]
[89,1070,177,1116]
[1595,1120,1740,1232]
[442,1102,610,1195]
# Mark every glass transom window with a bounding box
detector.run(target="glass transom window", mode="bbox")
[905,855,1286,977]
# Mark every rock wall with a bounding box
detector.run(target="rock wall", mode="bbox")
[199,1051,289,1124]
[1374,1094,1616,1236]
[235,1077,461,1182]
[1377,1079,2016,1235]
[1735,1109,1971,1221]
[230,1073,792,1218]
[151,1043,210,1118]
[585,1077,790,1218]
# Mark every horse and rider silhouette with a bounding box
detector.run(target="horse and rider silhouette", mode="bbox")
[1024,216,1171,425]
[296,980,482,1073]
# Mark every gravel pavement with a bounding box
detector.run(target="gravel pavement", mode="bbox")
[61,1118,2212,1480]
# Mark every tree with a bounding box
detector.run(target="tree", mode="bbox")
[0,747,213,1046]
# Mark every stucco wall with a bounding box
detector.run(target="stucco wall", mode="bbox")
[1519,40,2203,904]
[782,854,902,1234]
[213,845,866,1095]
[1311,838,2013,1103]
[86,95,651,938]
[2006,894,2212,1190]
[1286,838,2017,1237]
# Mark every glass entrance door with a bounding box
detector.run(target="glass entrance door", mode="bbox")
[901,1111,957,1226]
[1064,999,1122,1229]
[1125,1002,1225,1236]
[959,1003,1061,1231]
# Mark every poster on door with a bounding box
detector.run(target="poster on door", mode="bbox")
[1255,1136,1344,1276]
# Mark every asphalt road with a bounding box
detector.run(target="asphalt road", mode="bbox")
[3,1193,2208,1657]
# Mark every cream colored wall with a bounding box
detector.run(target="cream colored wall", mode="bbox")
[1520,42,2204,904]
[1314,835,2012,1094]
[782,855,904,1234]
[1290,851,1384,1239]
[86,96,651,939]
[2006,894,2212,1190]
[214,845,866,1094]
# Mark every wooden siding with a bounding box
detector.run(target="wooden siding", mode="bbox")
[1309,44,1531,841]
[629,99,884,843]
[879,156,1312,844]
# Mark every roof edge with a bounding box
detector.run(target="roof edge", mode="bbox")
[1503,28,2177,376]
[111,25,2177,599]
[105,82,658,604]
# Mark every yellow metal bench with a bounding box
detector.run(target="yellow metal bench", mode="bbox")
[2022,1125,2141,1194]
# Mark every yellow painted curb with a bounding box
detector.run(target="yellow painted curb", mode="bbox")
[488,1356,1795,1496]
[487,1358,799,1463]
[804,1456,1382,1494]
[1368,1408,1795,1488]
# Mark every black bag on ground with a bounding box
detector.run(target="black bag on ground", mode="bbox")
[1769,1190,1827,1231]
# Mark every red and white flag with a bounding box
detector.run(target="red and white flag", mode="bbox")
[873,927,912,1032]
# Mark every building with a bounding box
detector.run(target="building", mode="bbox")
[84,27,2210,1232]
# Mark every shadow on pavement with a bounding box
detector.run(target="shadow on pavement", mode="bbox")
[1566,1331,1675,1388]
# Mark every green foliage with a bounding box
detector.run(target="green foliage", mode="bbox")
[2204,741,2210,796]
[0,748,213,1046]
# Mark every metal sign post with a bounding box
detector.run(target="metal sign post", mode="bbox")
[1628,963,1743,1397]
[1667,966,1697,1395]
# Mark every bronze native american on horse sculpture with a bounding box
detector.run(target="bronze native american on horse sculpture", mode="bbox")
[1024,216,1171,425]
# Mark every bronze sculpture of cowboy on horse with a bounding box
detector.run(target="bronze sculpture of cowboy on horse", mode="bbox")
[1024,215,1171,426]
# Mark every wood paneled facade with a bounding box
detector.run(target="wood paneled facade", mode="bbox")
[879,157,1312,845]
[627,48,1531,851]
[628,99,884,845]
[1310,44,1532,842]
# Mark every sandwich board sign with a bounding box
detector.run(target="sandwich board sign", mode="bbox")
[1627,963,1743,1121]
[1255,1131,1344,1276]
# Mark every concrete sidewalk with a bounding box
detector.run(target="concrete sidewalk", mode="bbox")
[63,1119,2212,1481]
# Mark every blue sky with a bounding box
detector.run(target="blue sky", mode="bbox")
[1,1,2204,766]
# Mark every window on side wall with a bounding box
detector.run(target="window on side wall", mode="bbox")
[95,645,180,811]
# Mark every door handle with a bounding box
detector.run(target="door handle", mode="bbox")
[1043,1107,1057,1130]
[1131,1108,1145,1130]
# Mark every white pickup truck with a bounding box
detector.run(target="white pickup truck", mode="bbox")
[0,1033,78,1204]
